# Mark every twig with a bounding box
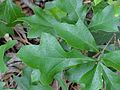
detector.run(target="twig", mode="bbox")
[8,71,22,88]
[92,52,100,58]
[14,29,31,45]
[52,80,59,90]
[83,0,91,4]
[118,39,120,47]
[97,35,114,61]
[114,33,116,50]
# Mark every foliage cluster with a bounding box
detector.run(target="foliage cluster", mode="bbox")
[0,0,120,90]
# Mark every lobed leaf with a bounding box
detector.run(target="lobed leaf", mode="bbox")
[54,19,98,51]
[17,33,95,85]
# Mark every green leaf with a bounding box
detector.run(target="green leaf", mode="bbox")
[17,33,95,85]
[89,5,119,32]
[18,5,97,51]
[15,67,53,90]
[94,0,102,6]
[101,63,120,90]
[79,63,103,90]
[65,62,95,83]
[45,0,87,23]
[54,19,98,51]
[102,50,120,71]
[17,1,86,38]
[14,67,32,90]
[0,0,25,24]
[17,6,57,38]
[0,40,16,73]
[0,22,13,37]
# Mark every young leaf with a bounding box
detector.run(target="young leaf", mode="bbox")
[17,33,95,85]
[101,63,120,90]
[54,19,98,51]
[0,0,25,24]
[79,63,103,90]
[89,5,119,32]
[0,40,16,73]
[102,50,120,71]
